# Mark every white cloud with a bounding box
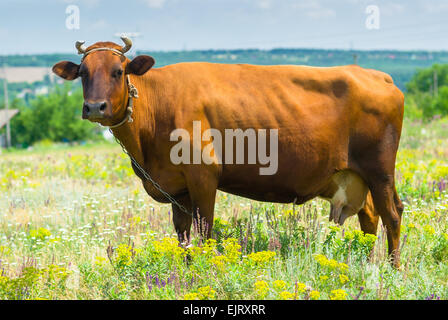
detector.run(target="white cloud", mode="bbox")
[292,0,336,18]
[382,3,405,16]
[61,0,101,9]
[257,0,272,10]
[90,19,109,30]
[423,2,448,13]
[306,8,335,18]
[143,0,167,8]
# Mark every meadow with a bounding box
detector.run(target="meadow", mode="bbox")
[0,118,447,300]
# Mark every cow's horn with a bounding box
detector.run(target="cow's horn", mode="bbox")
[120,36,132,53]
[75,41,87,54]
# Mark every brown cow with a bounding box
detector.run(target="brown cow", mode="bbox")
[53,38,404,267]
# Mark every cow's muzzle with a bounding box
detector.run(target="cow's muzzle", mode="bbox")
[83,101,108,120]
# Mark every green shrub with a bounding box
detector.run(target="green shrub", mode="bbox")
[10,83,101,147]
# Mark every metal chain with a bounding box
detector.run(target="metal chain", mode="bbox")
[110,129,192,217]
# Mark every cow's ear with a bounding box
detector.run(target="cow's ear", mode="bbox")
[52,61,80,80]
[126,55,155,76]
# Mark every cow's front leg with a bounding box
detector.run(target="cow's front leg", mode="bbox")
[184,169,219,239]
[172,194,193,244]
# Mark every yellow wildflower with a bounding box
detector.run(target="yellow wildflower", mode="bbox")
[313,254,327,266]
[295,282,307,294]
[329,226,341,233]
[203,239,218,256]
[130,216,142,226]
[42,264,71,283]
[152,237,185,259]
[115,244,133,266]
[29,227,52,241]
[222,238,241,263]
[327,259,339,270]
[279,291,295,300]
[248,251,276,265]
[197,286,216,300]
[0,275,9,286]
[423,225,435,235]
[338,262,349,274]
[184,292,200,300]
[210,255,228,269]
[0,245,11,256]
[310,290,320,300]
[330,289,347,300]
[254,280,269,298]
[273,280,286,291]
[118,281,127,292]
[339,274,349,285]
[95,256,107,267]
[314,254,348,274]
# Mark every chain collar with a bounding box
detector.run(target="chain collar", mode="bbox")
[109,129,192,217]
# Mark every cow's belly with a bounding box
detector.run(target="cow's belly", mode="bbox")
[218,185,301,204]
[218,167,368,223]
[218,162,335,204]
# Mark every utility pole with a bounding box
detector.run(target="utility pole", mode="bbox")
[353,53,358,65]
[2,65,11,148]
[350,41,358,65]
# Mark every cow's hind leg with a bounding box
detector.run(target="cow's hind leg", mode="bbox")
[368,177,402,268]
[351,124,403,267]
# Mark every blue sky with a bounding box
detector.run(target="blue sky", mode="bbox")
[0,0,447,54]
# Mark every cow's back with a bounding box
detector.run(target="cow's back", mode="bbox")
[145,62,404,203]
[152,62,402,131]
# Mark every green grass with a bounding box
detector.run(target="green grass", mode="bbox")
[0,118,447,300]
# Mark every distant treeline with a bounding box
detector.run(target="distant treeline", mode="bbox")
[2,49,448,90]
[406,64,448,120]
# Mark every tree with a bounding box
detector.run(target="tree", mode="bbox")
[10,83,101,147]
[405,64,448,120]
[406,64,448,94]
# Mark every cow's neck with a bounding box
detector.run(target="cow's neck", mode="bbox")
[110,75,157,166]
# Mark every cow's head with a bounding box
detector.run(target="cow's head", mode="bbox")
[52,37,155,127]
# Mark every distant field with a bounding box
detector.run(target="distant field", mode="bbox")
[2,67,53,84]
[0,118,447,300]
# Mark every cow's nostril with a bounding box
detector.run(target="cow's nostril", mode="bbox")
[84,103,90,114]
[99,102,107,112]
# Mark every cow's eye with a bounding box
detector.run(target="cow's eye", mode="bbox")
[113,69,123,78]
